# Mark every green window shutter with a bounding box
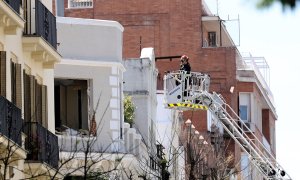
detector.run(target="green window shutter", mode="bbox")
[16,64,22,109]
[42,85,48,128]
[0,51,6,97]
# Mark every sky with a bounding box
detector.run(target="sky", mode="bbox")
[205,0,300,179]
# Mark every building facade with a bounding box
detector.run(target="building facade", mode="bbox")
[0,0,61,179]
[55,18,161,179]
[54,0,278,179]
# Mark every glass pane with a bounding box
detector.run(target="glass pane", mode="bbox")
[239,105,248,121]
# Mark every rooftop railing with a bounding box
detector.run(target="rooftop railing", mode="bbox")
[238,53,274,104]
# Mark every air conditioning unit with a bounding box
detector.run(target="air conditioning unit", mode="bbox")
[243,122,252,132]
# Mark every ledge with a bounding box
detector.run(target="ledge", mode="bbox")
[0,136,27,161]
[22,36,61,69]
[0,1,24,35]
[24,162,63,179]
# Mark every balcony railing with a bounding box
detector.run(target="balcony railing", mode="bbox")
[0,96,22,147]
[4,0,21,14]
[23,122,59,169]
[24,0,57,49]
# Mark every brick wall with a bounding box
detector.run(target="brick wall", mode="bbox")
[61,0,242,164]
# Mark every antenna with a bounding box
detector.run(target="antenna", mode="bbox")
[216,0,219,16]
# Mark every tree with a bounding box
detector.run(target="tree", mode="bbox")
[123,95,135,127]
[152,109,249,180]
[257,0,298,9]
[0,95,143,180]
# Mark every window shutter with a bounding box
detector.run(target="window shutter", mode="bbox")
[23,71,31,122]
[42,85,48,128]
[35,79,43,124]
[11,61,16,104]
[0,51,6,97]
[16,64,22,109]
[30,75,36,122]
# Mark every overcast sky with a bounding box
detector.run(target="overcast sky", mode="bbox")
[205,0,300,179]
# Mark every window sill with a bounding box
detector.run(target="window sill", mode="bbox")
[66,6,93,9]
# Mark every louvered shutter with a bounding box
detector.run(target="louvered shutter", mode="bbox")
[30,75,35,122]
[35,82,42,124]
[0,51,6,97]
[16,64,22,109]
[42,85,48,128]
[23,71,31,122]
[11,61,16,104]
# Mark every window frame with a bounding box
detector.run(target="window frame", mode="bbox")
[68,0,93,9]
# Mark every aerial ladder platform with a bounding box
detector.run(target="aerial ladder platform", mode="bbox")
[163,70,292,180]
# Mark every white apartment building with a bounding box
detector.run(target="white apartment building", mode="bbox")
[55,17,159,179]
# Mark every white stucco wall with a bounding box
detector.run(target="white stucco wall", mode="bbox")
[57,17,123,62]
[156,93,185,179]
[55,17,125,152]
[55,61,125,151]
[123,48,158,148]
[40,0,52,11]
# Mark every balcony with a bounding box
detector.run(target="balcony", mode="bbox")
[23,122,59,169]
[0,0,24,35]
[0,96,26,161]
[201,16,236,48]
[23,0,61,68]
[0,96,22,147]
[237,54,276,114]
[4,0,20,13]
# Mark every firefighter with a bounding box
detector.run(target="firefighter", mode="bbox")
[179,55,191,98]
[180,55,191,73]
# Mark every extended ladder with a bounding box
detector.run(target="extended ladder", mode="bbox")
[164,71,292,180]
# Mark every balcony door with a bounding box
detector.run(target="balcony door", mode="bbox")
[54,79,88,132]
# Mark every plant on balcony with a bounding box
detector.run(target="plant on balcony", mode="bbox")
[123,95,135,127]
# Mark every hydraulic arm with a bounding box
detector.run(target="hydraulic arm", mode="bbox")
[164,71,291,180]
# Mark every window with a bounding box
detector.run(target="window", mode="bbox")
[150,156,157,170]
[207,110,223,133]
[23,70,47,125]
[208,32,217,47]
[239,93,251,122]
[241,153,252,180]
[68,0,93,8]
[0,51,6,97]
[10,54,22,109]
[55,79,89,133]
[239,105,248,121]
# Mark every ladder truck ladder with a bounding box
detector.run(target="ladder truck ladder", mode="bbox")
[163,71,292,180]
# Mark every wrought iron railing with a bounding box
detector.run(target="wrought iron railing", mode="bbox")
[23,122,59,169]
[24,0,57,49]
[4,0,21,14]
[0,96,22,147]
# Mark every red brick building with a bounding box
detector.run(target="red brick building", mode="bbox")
[54,0,277,178]
[55,0,238,129]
